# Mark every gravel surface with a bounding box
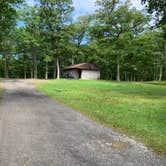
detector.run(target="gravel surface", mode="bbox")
[0,79,165,166]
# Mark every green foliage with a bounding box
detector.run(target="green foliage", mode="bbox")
[38,80,166,155]
[0,0,23,30]
[0,0,23,78]
[90,0,151,81]
[142,0,166,25]
[70,15,92,64]
[0,0,165,80]
[38,0,74,78]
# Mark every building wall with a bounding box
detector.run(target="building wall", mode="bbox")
[64,69,80,79]
[81,70,100,80]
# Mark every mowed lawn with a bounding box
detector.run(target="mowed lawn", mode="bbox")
[37,80,166,155]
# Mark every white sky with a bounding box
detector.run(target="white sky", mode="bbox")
[26,0,36,6]
[26,0,144,19]
[131,0,143,10]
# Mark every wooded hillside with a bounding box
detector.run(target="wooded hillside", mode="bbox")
[0,0,166,81]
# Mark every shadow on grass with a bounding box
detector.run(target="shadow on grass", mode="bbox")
[145,82,166,86]
[109,84,166,99]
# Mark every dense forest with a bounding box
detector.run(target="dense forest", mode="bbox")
[0,0,166,81]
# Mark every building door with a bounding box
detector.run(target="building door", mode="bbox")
[78,69,82,79]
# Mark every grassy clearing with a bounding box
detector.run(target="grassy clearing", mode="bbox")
[37,80,166,155]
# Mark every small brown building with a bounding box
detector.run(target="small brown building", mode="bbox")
[63,63,100,80]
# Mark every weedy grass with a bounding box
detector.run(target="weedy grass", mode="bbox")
[37,80,166,155]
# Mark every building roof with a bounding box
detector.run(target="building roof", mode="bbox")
[64,63,99,71]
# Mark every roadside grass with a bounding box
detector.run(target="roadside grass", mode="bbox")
[37,80,166,155]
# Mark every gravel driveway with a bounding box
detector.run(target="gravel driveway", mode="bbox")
[0,79,165,166]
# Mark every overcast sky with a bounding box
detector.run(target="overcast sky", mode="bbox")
[26,0,144,19]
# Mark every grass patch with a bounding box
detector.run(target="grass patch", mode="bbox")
[37,80,166,155]
[146,81,166,86]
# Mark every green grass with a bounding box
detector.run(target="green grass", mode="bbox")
[146,81,166,86]
[37,80,166,155]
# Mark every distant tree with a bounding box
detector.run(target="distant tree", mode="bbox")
[71,16,91,64]
[142,0,166,25]
[38,0,73,79]
[0,0,23,35]
[154,31,166,81]
[0,0,165,81]
[0,0,23,78]
[20,5,42,79]
[91,0,149,81]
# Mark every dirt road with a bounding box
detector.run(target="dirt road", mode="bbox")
[0,79,165,166]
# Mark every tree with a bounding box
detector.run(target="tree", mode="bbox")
[20,5,42,79]
[142,0,166,25]
[154,31,166,81]
[15,27,33,79]
[0,0,23,36]
[0,0,165,81]
[141,1,166,80]
[1,31,16,78]
[71,16,91,64]
[91,0,149,81]
[0,0,23,78]
[38,0,73,79]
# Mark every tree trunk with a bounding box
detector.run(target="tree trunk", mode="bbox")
[124,72,127,81]
[24,65,27,79]
[53,58,56,79]
[153,56,157,81]
[130,74,133,82]
[56,57,60,79]
[4,54,9,78]
[45,61,48,80]
[133,73,136,82]
[159,44,166,81]
[71,56,74,65]
[33,54,38,79]
[31,67,33,79]
[116,54,120,81]
[153,67,156,81]
[159,62,163,81]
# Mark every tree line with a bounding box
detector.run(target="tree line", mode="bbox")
[0,0,166,81]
